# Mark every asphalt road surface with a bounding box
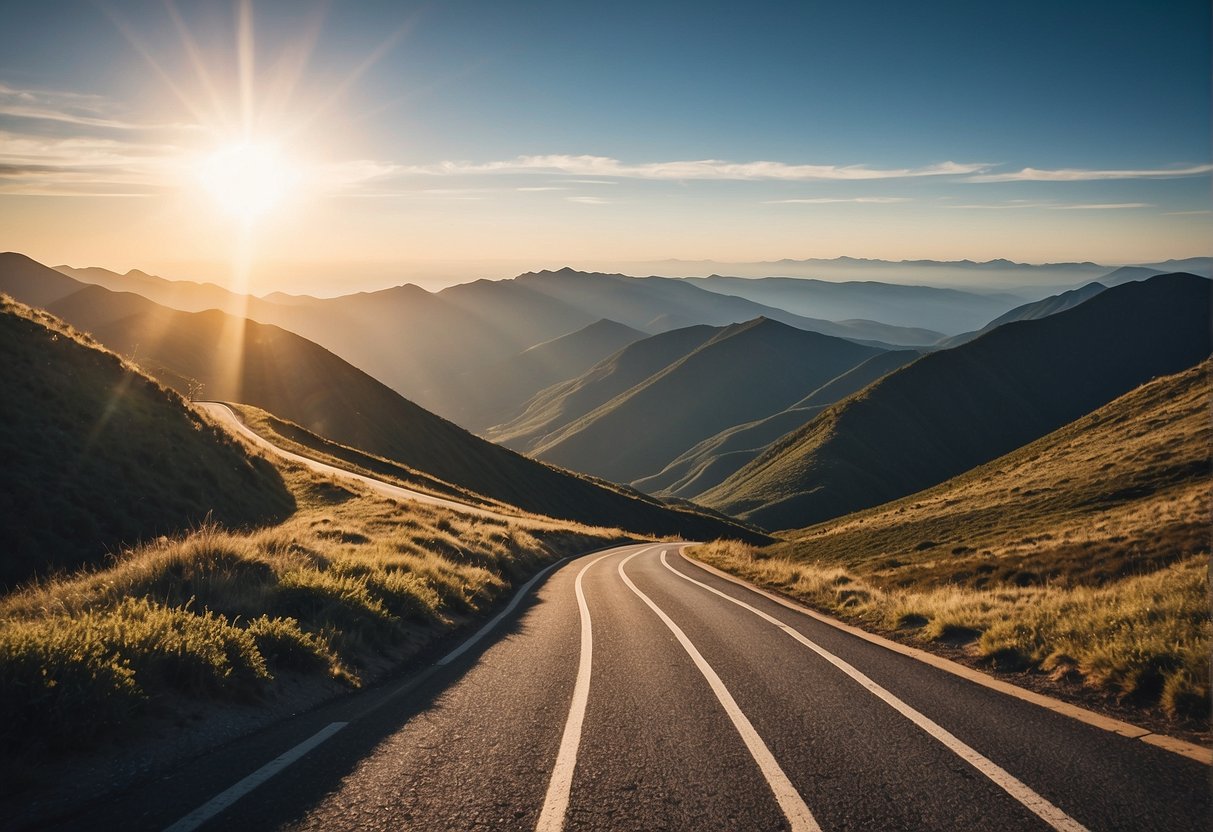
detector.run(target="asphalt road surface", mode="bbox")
[36,541,1209,832]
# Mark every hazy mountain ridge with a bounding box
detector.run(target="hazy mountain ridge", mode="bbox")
[680,275,1020,333]
[486,324,723,451]
[935,282,1108,349]
[531,317,885,484]
[701,273,1213,530]
[436,318,646,431]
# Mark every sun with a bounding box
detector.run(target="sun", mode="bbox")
[197,141,300,224]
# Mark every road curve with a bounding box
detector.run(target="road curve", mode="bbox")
[197,401,514,521]
[38,543,1209,832]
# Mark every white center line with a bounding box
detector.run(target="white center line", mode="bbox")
[534,549,621,832]
[659,549,1090,832]
[618,550,822,832]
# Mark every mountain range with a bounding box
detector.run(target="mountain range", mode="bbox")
[699,273,1212,530]
[1,253,759,542]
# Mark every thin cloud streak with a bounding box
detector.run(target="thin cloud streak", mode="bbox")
[399,155,988,181]
[764,196,911,204]
[966,164,1213,183]
[947,200,1153,210]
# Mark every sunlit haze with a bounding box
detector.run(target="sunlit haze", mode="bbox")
[0,0,1209,295]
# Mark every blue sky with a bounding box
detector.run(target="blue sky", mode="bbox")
[0,0,1208,291]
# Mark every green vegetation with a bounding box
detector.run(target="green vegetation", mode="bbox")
[0,296,293,589]
[0,459,625,753]
[692,359,1212,722]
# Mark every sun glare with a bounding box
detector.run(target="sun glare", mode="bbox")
[198,141,299,224]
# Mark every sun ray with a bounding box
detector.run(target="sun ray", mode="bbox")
[238,0,256,137]
[165,0,234,132]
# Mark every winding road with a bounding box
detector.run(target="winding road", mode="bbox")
[40,409,1208,832]
[40,540,1208,832]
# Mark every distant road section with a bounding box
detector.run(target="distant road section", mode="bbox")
[197,401,513,521]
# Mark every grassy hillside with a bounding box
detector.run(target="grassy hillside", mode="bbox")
[694,359,1211,721]
[1,255,757,543]
[534,317,885,484]
[635,350,921,498]
[439,318,645,431]
[0,430,627,762]
[703,274,1212,530]
[486,323,721,450]
[0,297,293,590]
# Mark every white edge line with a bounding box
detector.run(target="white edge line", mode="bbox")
[534,550,619,832]
[678,548,1213,766]
[619,549,822,832]
[162,548,590,831]
[660,550,1089,832]
[162,721,348,832]
[438,556,570,666]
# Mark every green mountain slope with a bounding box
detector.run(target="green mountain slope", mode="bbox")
[701,273,1213,530]
[0,297,293,590]
[534,317,884,483]
[485,324,722,450]
[635,349,922,498]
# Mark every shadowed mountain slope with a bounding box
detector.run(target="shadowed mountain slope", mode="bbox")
[771,357,1211,591]
[634,349,922,498]
[438,318,645,431]
[485,324,722,450]
[701,273,1213,530]
[0,254,761,542]
[533,317,885,483]
[0,296,294,590]
[681,275,1021,334]
[936,282,1107,349]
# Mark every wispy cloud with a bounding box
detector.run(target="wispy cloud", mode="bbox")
[0,130,185,195]
[1049,202,1153,210]
[946,200,1152,210]
[566,195,610,204]
[517,186,567,191]
[764,196,911,204]
[0,83,191,131]
[1164,209,1212,215]
[399,154,988,181]
[965,164,1212,183]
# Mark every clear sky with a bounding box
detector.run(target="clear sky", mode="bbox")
[1,0,1209,293]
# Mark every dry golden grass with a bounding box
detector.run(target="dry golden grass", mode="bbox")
[693,541,1210,722]
[690,361,1212,724]
[0,456,627,752]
